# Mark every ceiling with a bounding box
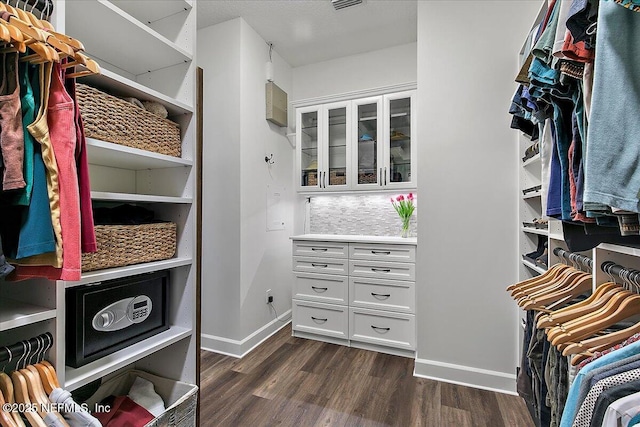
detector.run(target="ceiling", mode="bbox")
[197,0,418,67]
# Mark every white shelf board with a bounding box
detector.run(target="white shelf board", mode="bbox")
[522,227,549,236]
[522,153,541,167]
[66,0,192,76]
[597,243,640,257]
[91,191,192,204]
[78,68,193,116]
[522,258,547,274]
[522,190,542,200]
[64,257,193,288]
[110,0,192,25]
[87,138,192,170]
[0,299,56,331]
[65,326,192,391]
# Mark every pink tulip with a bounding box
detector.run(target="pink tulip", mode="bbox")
[408,193,414,200]
[390,198,394,203]
[396,195,404,202]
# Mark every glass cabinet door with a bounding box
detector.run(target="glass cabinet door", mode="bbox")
[385,93,414,186]
[326,104,349,189]
[353,98,382,187]
[299,110,319,189]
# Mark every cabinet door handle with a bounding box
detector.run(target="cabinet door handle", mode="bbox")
[312,263,328,268]
[311,316,328,323]
[384,167,387,185]
[371,268,391,273]
[324,171,327,188]
[312,286,328,292]
[311,248,328,252]
[371,250,391,255]
[371,325,390,332]
[371,292,391,299]
[379,168,382,186]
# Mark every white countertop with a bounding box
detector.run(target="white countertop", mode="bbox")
[290,234,417,245]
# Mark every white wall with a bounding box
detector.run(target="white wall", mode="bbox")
[238,19,295,340]
[198,19,243,342]
[292,42,417,101]
[415,1,541,393]
[198,18,294,356]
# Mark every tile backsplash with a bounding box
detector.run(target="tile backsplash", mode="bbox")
[309,194,417,237]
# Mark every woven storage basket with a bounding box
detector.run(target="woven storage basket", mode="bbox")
[76,84,181,157]
[82,223,177,272]
[86,370,198,427]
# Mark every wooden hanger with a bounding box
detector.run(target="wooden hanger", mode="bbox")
[11,370,46,427]
[0,390,17,427]
[536,282,621,328]
[545,289,633,343]
[551,294,640,347]
[516,268,586,307]
[562,319,640,356]
[512,265,575,301]
[0,350,25,427]
[33,337,57,395]
[522,273,592,311]
[508,263,568,295]
[62,51,100,78]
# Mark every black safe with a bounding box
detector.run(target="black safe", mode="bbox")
[66,270,169,368]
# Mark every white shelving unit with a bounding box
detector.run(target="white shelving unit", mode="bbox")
[522,227,549,236]
[90,191,193,204]
[0,300,57,331]
[521,258,547,275]
[0,0,198,402]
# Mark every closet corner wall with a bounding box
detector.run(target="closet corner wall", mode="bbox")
[0,0,198,395]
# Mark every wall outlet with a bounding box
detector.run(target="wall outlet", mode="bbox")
[266,289,273,304]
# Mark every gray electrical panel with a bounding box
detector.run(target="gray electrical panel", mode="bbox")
[266,82,288,127]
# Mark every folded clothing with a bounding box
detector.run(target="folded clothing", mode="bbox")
[93,204,159,225]
[94,396,154,427]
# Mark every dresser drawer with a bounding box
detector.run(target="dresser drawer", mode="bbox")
[349,260,415,281]
[294,273,348,305]
[294,256,348,276]
[293,241,348,259]
[349,243,416,263]
[349,307,415,350]
[349,277,414,313]
[293,300,348,339]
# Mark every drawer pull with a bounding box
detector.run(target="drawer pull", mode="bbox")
[311,316,328,323]
[312,263,328,268]
[311,248,328,252]
[371,268,391,273]
[371,292,391,299]
[371,250,391,255]
[371,325,390,332]
[312,286,328,292]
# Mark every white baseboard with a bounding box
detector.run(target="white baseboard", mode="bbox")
[201,310,292,358]
[413,358,517,395]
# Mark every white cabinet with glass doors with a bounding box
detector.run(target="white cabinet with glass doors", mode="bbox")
[296,90,416,192]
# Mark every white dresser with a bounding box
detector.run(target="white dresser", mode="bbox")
[291,235,417,357]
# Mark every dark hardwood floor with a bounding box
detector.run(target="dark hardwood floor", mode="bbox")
[199,325,534,426]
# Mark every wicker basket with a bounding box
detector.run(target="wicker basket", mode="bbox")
[82,223,177,272]
[76,84,181,157]
[86,370,198,427]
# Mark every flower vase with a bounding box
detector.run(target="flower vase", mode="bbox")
[401,217,411,238]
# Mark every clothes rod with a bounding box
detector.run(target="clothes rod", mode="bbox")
[553,247,594,269]
[0,332,53,366]
[601,261,640,285]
